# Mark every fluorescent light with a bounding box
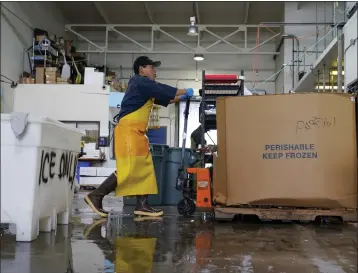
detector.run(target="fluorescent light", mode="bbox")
[315,85,345,90]
[330,70,345,75]
[194,54,204,61]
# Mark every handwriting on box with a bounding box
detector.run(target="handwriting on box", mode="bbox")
[296,117,336,134]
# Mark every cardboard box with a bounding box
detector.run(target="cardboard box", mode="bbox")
[20,77,35,84]
[45,75,57,80]
[36,35,46,42]
[35,67,45,84]
[45,67,57,72]
[214,93,357,209]
[45,76,57,82]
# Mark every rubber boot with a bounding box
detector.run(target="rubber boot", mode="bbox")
[134,195,163,217]
[84,172,117,218]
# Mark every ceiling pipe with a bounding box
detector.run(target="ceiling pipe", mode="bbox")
[273,34,300,90]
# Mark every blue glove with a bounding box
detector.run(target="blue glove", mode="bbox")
[185,88,194,98]
[180,94,188,101]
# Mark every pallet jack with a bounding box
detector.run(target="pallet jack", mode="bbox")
[176,98,213,217]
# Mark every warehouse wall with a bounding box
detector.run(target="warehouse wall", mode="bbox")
[0,2,67,113]
[282,1,346,93]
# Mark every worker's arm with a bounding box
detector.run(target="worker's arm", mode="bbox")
[139,77,192,107]
[169,96,183,104]
[169,89,193,103]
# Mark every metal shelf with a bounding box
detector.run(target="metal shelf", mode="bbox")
[199,70,245,167]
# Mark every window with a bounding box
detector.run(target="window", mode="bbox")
[60,120,100,148]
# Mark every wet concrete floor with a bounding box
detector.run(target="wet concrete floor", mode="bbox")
[1,192,357,273]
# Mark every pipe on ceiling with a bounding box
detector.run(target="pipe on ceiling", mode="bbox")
[273,34,300,89]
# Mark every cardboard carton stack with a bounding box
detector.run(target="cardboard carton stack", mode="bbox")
[35,67,59,84]
[213,93,357,209]
[45,67,57,84]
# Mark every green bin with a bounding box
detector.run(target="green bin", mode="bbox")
[123,144,169,206]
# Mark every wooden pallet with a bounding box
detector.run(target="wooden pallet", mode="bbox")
[214,206,357,222]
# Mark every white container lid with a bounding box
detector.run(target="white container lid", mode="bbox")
[1,113,85,135]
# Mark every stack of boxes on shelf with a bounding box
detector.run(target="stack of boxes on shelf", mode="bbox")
[79,166,116,186]
[35,67,59,84]
[45,67,57,84]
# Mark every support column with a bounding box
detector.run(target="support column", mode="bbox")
[337,26,343,92]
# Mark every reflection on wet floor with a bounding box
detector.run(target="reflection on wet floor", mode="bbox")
[1,192,357,273]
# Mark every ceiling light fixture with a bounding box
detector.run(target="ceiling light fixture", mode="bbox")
[330,70,345,75]
[194,54,204,61]
[315,85,345,90]
[187,16,198,36]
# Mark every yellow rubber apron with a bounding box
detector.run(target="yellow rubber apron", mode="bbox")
[114,98,157,197]
[114,237,157,273]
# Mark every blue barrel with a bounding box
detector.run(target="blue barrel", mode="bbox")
[76,161,91,184]
[123,144,169,206]
[162,147,197,205]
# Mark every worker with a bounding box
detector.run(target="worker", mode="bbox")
[190,124,207,150]
[84,56,194,218]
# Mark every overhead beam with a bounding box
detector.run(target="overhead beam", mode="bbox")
[249,32,281,52]
[157,27,195,51]
[205,28,241,50]
[296,2,301,10]
[203,28,242,51]
[143,2,154,24]
[78,50,280,55]
[65,23,278,28]
[110,27,149,51]
[65,26,104,52]
[244,2,250,24]
[93,1,120,40]
[93,2,111,24]
[143,2,160,40]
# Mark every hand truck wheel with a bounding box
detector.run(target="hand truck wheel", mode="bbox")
[177,198,196,217]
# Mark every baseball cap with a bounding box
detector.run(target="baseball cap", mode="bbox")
[133,56,161,74]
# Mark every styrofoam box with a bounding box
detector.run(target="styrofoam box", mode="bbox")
[96,167,116,177]
[79,177,106,185]
[1,114,84,242]
[79,167,97,177]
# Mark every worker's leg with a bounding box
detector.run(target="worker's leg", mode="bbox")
[134,195,163,217]
[84,171,117,217]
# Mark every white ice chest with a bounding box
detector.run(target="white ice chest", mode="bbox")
[1,114,84,241]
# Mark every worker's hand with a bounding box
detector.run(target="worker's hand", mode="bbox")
[180,94,189,101]
[185,88,194,98]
